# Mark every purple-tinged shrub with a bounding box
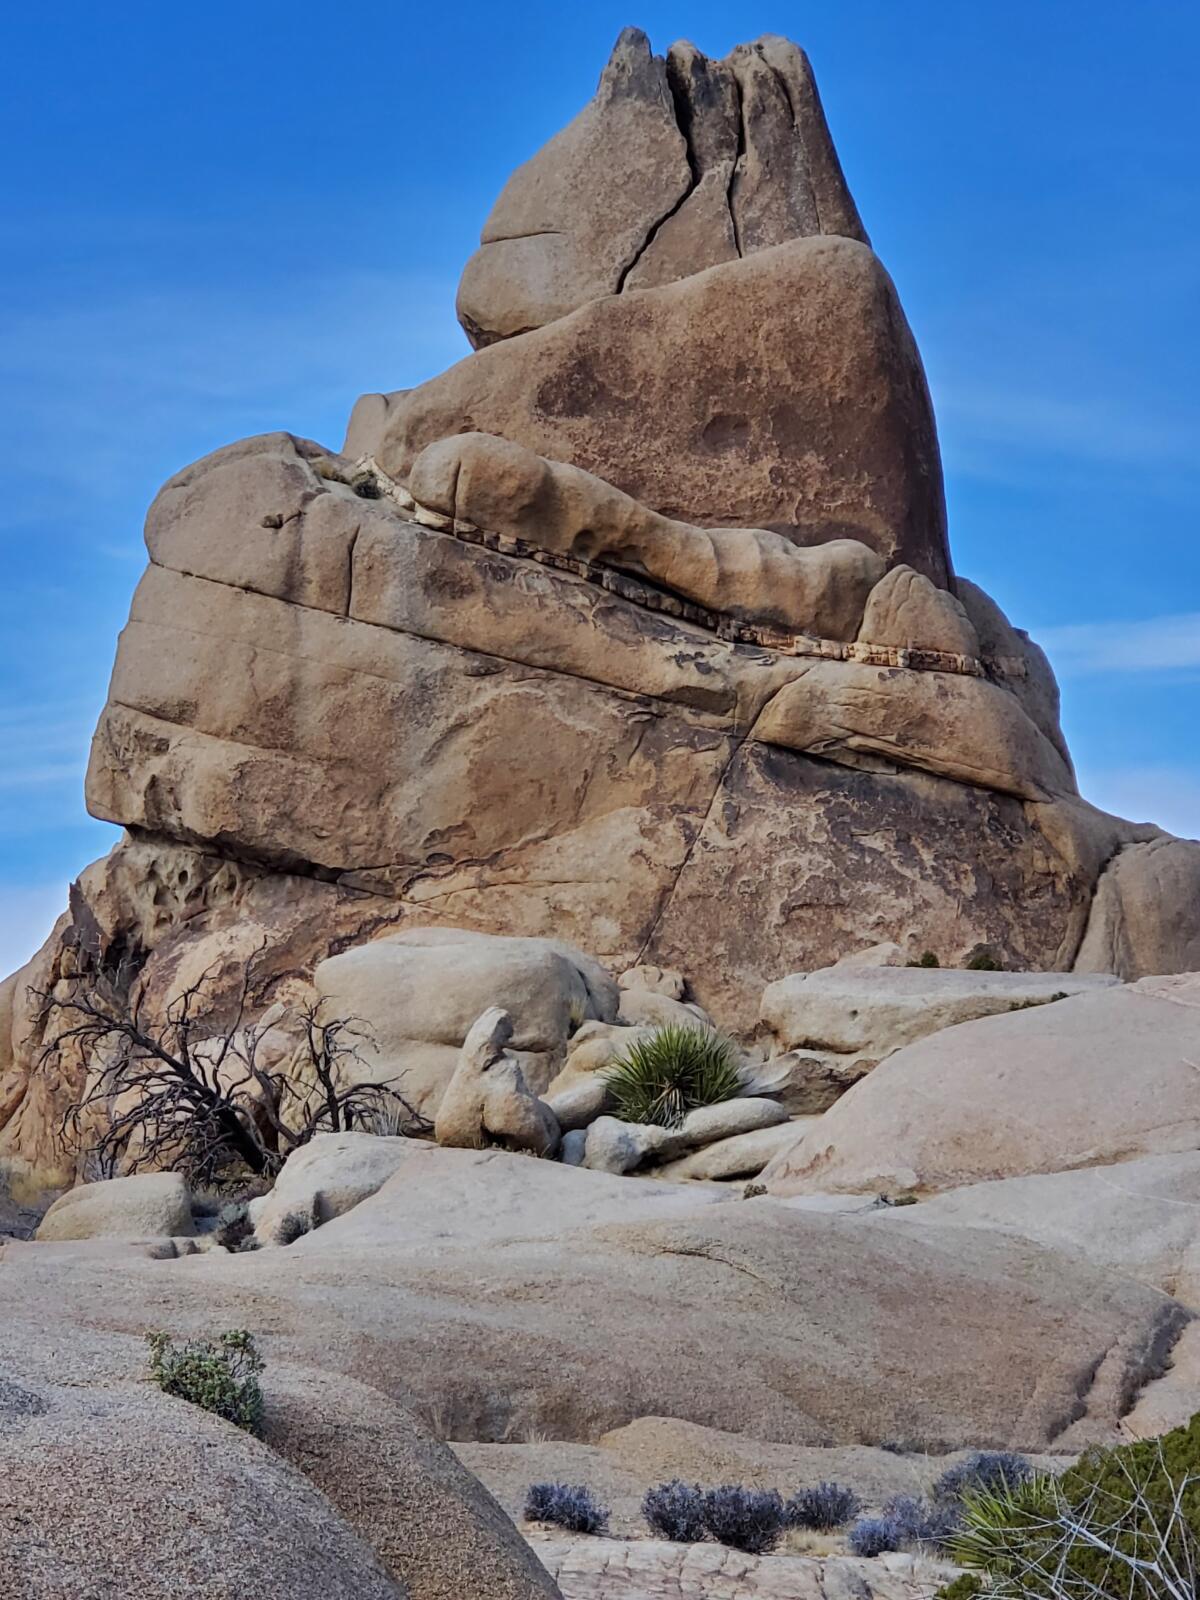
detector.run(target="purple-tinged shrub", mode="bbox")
[642,1479,708,1542]
[786,1481,862,1531]
[932,1451,1033,1505]
[848,1515,906,1557]
[701,1486,785,1554]
[523,1482,609,1534]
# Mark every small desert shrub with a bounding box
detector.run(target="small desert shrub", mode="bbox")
[351,474,382,499]
[606,1025,742,1128]
[964,949,1003,971]
[146,1329,264,1434]
[879,1491,967,1550]
[934,1451,1033,1506]
[849,1514,906,1557]
[787,1481,862,1531]
[847,1492,960,1558]
[701,1486,786,1554]
[274,1209,313,1247]
[643,1479,708,1542]
[523,1482,609,1535]
[907,950,940,968]
[935,1575,984,1599]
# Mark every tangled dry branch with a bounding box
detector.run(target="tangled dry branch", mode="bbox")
[32,939,428,1186]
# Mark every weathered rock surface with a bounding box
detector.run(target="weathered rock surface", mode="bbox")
[1076,836,1200,979]
[35,1171,194,1243]
[881,1153,1200,1307]
[262,1364,563,1600]
[763,977,1200,1196]
[456,30,867,349]
[754,659,1076,801]
[408,430,887,639]
[435,1008,560,1156]
[0,1147,1187,1452]
[0,1340,409,1600]
[581,1114,675,1174]
[655,1118,805,1181]
[358,237,951,580]
[0,1305,561,1600]
[49,430,1141,1058]
[4,29,1200,1183]
[543,1074,612,1132]
[760,965,1118,1060]
[314,928,614,1117]
[860,564,980,656]
[251,1131,414,1246]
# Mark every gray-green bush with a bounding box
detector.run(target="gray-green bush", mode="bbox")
[146,1329,265,1434]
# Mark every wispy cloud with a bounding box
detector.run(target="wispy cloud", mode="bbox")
[939,383,1199,473]
[1037,613,1200,676]
[1076,762,1200,842]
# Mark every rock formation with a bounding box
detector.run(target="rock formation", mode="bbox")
[3,25,1200,1185]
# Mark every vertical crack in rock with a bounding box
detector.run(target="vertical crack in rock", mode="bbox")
[727,72,746,257]
[612,72,701,293]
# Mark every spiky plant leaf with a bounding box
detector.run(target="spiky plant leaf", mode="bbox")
[605,1024,742,1128]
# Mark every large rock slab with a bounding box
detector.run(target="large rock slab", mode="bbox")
[262,1364,563,1600]
[251,1132,415,1246]
[762,978,1200,1196]
[456,30,867,348]
[357,237,951,583]
[878,1153,1200,1307]
[760,965,1118,1060]
[66,432,1136,1053]
[4,1149,1184,1454]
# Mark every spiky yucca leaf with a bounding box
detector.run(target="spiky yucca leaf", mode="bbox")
[606,1024,742,1128]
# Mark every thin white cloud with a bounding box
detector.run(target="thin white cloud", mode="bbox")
[939,383,1198,472]
[1076,763,1200,842]
[1037,613,1200,675]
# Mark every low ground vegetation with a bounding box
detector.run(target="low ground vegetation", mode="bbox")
[146,1329,265,1434]
[524,1482,610,1534]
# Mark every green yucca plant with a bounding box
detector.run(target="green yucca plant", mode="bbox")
[941,1418,1200,1600]
[606,1024,742,1128]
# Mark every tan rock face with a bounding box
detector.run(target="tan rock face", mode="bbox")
[5,30,1200,1180]
[762,981,1200,1196]
[407,430,886,640]
[1075,836,1200,978]
[363,237,952,583]
[760,966,1118,1060]
[456,30,867,349]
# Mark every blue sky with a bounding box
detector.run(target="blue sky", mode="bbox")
[2,0,1197,974]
